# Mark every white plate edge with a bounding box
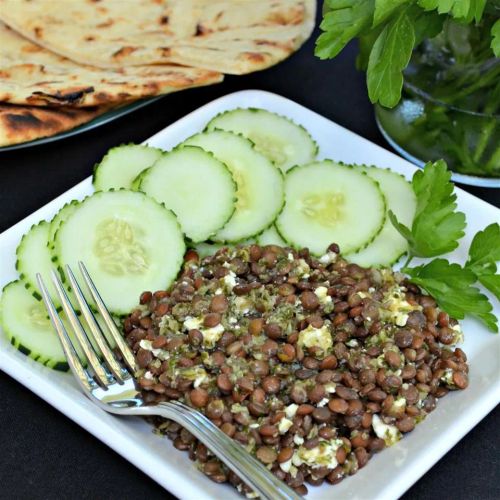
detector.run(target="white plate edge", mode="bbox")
[0,89,499,500]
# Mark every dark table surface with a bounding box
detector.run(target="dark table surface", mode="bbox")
[0,13,499,500]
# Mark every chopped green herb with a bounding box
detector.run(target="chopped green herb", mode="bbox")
[465,223,500,300]
[389,160,466,259]
[404,259,498,332]
[389,161,498,332]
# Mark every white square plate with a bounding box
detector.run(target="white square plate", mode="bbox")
[1,90,499,500]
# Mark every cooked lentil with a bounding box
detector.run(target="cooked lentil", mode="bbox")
[125,243,469,497]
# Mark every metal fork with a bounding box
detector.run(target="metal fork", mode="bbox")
[36,262,300,500]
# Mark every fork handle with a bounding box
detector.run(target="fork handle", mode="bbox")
[152,402,301,500]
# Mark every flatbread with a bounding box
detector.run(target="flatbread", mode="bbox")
[0,0,316,75]
[0,23,223,107]
[0,104,109,146]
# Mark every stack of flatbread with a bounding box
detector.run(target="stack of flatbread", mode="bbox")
[0,0,316,146]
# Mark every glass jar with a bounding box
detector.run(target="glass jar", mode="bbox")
[375,16,500,186]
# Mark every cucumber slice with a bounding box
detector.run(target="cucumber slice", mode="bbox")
[206,108,317,172]
[190,237,256,259]
[346,167,417,267]
[0,280,69,371]
[191,242,225,258]
[54,190,185,316]
[92,144,163,191]
[257,225,286,246]
[183,130,284,242]
[276,160,386,255]
[139,146,236,242]
[131,167,151,191]
[0,280,112,370]
[48,200,80,248]
[16,220,59,302]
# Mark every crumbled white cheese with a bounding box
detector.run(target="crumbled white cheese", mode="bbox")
[278,418,294,434]
[440,368,455,386]
[214,288,223,295]
[222,262,231,268]
[372,414,401,446]
[296,258,310,278]
[279,458,293,473]
[314,286,332,305]
[298,324,333,352]
[193,368,209,388]
[223,271,237,290]
[200,324,224,347]
[234,296,252,314]
[144,371,154,380]
[346,339,359,347]
[285,403,299,418]
[317,398,330,407]
[181,366,209,388]
[393,397,406,409]
[451,323,464,344]
[139,339,153,351]
[183,316,203,331]
[183,316,224,347]
[293,439,343,469]
[138,339,168,358]
[293,435,304,446]
[380,286,422,326]
[324,382,336,394]
[319,251,337,265]
[288,252,294,262]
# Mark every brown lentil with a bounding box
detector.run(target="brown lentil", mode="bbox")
[190,388,209,408]
[256,446,277,464]
[125,243,470,496]
[262,376,281,394]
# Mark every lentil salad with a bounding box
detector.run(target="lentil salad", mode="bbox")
[124,243,469,497]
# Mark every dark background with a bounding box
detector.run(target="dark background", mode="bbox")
[0,9,498,500]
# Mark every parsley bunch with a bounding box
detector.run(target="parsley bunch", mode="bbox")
[316,0,500,107]
[390,160,499,332]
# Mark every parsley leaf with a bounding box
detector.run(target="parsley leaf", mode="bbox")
[389,160,466,258]
[478,275,500,301]
[373,0,409,26]
[410,6,445,44]
[468,0,486,23]
[418,0,486,22]
[492,19,500,57]
[367,11,415,107]
[315,0,375,60]
[404,259,498,332]
[465,223,500,300]
[418,0,470,19]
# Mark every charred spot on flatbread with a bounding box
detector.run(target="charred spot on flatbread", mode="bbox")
[31,87,95,105]
[5,111,45,129]
[0,104,107,146]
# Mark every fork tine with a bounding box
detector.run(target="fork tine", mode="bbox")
[36,273,94,392]
[65,265,126,383]
[50,270,110,387]
[78,261,138,373]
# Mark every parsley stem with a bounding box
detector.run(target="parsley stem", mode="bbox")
[403,254,413,268]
